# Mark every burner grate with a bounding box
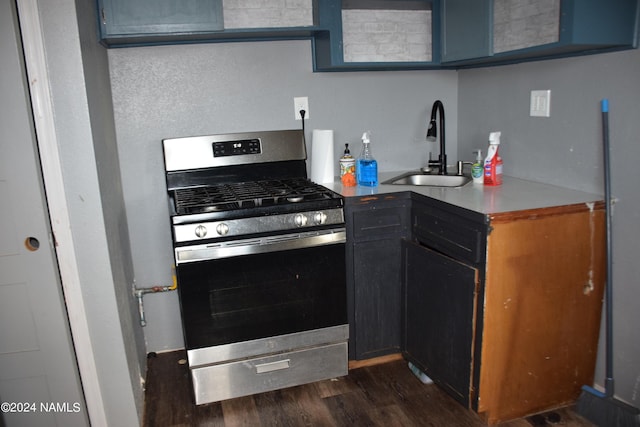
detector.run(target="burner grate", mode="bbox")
[173,178,335,215]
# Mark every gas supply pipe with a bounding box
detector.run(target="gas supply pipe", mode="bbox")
[133,270,177,327]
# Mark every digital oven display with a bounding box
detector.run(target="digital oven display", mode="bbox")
[212,139,261,157]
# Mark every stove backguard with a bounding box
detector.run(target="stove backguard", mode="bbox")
[163,129,307,176]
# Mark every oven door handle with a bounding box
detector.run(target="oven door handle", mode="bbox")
[175,228,346,263]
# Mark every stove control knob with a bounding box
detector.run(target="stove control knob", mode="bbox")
[194,225,208,238]
[216,223,229,236]
[294,213,308,227]
[313,212,327,225]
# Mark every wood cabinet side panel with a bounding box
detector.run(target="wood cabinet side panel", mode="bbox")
[478,208,605,424]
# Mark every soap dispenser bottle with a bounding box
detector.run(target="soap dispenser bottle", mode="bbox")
[339,144,355,178]
[340,143,356,186]
[483,132,503,186]
[356,132,378,186]
[471,149,484,184]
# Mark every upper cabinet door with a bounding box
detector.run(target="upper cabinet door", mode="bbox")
[99,0,223,38]
[443,0,639,66]
[441,0,492,62]
[492,0,560,54]
[314,0,440,71]
[98,0,320,47]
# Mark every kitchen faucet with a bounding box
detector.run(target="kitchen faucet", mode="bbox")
[426,100,447,175]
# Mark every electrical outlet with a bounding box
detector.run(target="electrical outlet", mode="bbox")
[530,90,551,117]
[294,97,309,120]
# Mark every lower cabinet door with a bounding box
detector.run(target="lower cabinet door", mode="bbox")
[402,240,478,407]
[353,237,403,359]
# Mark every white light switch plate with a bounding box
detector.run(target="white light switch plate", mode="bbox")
[530,90,551,117]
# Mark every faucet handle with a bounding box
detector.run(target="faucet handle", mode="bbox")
[456,160,474,176]
[423,152,435,173]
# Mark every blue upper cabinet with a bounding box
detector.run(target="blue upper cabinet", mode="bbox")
[98,0,319,47]
[98,0,224,45]
[313,0,441,71]
[97,0,638,70]
[442,0,639,67]
[441,0,491,62]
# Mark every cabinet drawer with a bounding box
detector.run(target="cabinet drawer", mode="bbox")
[413,204,485,265]
[191,342,347,404]
[352,206,409,240]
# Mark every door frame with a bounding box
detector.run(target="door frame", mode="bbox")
[15,0,108,425]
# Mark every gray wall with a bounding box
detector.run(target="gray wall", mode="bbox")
[458,49,640,406]
[36,0,146,424]
[108,39,458,351]
[107,30,639,408]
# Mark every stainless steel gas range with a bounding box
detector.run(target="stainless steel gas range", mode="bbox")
[162,129,348,404]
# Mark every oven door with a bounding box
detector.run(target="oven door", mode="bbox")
[175,229,347,351]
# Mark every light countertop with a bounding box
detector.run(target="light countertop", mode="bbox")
[323,171,603,215]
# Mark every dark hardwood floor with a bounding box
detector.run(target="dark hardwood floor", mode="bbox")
[143,350,594,427]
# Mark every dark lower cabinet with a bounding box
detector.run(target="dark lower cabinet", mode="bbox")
[402,240,479,407]
[404,196,605,425]
[345,191,605,425]
[345,194,410,360]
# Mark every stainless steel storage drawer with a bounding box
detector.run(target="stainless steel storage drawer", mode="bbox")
[191,341,348,404]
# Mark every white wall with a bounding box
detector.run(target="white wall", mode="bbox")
[458,48,640,406]
[108,39,459,351]
[34,0,146,424]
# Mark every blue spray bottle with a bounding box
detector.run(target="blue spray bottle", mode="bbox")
[356,132,378,186]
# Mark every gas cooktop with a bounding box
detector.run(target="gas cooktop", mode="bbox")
[173,178,341,215]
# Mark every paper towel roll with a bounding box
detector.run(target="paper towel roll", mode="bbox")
[310,129,335,183]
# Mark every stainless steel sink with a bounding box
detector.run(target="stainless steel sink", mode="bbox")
[382,171,471,187]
